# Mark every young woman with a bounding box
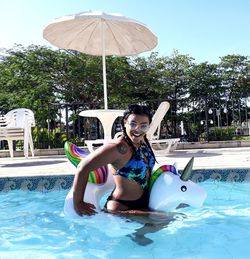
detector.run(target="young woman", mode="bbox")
[72,104,157,216]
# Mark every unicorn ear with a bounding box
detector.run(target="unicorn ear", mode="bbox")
[180,157,194,181]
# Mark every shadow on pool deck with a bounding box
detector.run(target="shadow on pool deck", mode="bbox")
[166,150,222,158]
[1,160,66,168]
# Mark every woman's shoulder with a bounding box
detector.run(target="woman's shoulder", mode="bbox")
[106,136,130,154]
[92,136,131,166]
[116,136,131,155]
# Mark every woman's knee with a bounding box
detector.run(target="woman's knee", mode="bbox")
[105,200,129,211]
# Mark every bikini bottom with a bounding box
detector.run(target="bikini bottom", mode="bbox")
[104,189,149,210]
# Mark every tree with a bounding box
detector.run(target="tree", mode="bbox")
[161,50,195,135]
[219,54,250,99]
[0,44,59,126]
[219,55,250,125]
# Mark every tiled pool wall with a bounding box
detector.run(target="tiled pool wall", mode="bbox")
[0,175,73,192]
[1,169,250,192]
[190,168,250,182]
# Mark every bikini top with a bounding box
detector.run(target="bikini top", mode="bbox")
[113,143,155,190]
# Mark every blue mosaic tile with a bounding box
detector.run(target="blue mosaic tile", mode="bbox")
[189,168,250,182]
[0,175,74,192]
[0,169,249,193]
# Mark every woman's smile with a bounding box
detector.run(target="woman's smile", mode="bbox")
[131,132,144,138]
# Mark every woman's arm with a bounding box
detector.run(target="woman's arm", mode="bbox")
[72,141,122,216]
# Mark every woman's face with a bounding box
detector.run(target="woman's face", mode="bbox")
[124,113,150,145]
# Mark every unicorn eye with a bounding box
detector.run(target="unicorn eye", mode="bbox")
[181,185,187,192]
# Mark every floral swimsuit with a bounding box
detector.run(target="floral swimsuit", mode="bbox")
[114,143,155,189]
[105,143,155,209]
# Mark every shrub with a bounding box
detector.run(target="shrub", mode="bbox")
[209,127,236,141]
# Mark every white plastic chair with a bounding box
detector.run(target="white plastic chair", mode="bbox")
[147,101,180,155]
[147,101,170,140]
[0,108,35,158]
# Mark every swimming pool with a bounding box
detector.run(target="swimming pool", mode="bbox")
[0,169,250,258]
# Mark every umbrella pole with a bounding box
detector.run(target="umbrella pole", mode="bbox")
[102,21,108,110]
[102,54,108,110]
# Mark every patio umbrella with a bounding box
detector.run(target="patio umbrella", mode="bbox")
[43,11,157,109]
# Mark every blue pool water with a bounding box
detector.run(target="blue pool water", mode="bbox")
[0,181,250,259]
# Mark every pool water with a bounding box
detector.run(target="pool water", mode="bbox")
[0,181,250,259]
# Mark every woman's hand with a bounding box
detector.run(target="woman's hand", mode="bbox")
[74,200,97,216]
[72,140,124,216]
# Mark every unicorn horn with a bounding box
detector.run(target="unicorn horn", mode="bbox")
[180,157,194,181]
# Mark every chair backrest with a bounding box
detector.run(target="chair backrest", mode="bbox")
[147,101,170,140]
[6,108,35,128]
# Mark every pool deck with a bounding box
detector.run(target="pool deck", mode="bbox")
[1,146,250,178]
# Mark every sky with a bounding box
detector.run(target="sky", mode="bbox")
[0,0,249,64]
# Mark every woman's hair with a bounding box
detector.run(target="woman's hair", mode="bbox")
[121,104,156,162]
[123,104,153,124]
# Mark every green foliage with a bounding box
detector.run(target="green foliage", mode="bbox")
[219,54,250,99]
[189,62,221,99]
[0,44,249,147]
[209,127,236,141]
[233,135,250,140]
[32,126,67,148]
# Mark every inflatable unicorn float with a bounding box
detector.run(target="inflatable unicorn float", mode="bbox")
[64,142,207,216]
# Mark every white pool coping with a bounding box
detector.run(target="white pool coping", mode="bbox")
[1,147,250,178]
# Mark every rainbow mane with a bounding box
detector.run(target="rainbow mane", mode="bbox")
[64,141,108,184]
[149,164,177,191]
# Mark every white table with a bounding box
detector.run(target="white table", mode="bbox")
[79,109,125,141]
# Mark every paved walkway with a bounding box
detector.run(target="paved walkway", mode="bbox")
[1,147,250,178]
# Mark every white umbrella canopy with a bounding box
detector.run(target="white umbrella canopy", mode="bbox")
[43,11,157,109]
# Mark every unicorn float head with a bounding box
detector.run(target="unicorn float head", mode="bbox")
[148,157,207,211]
[63,142,207,216]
